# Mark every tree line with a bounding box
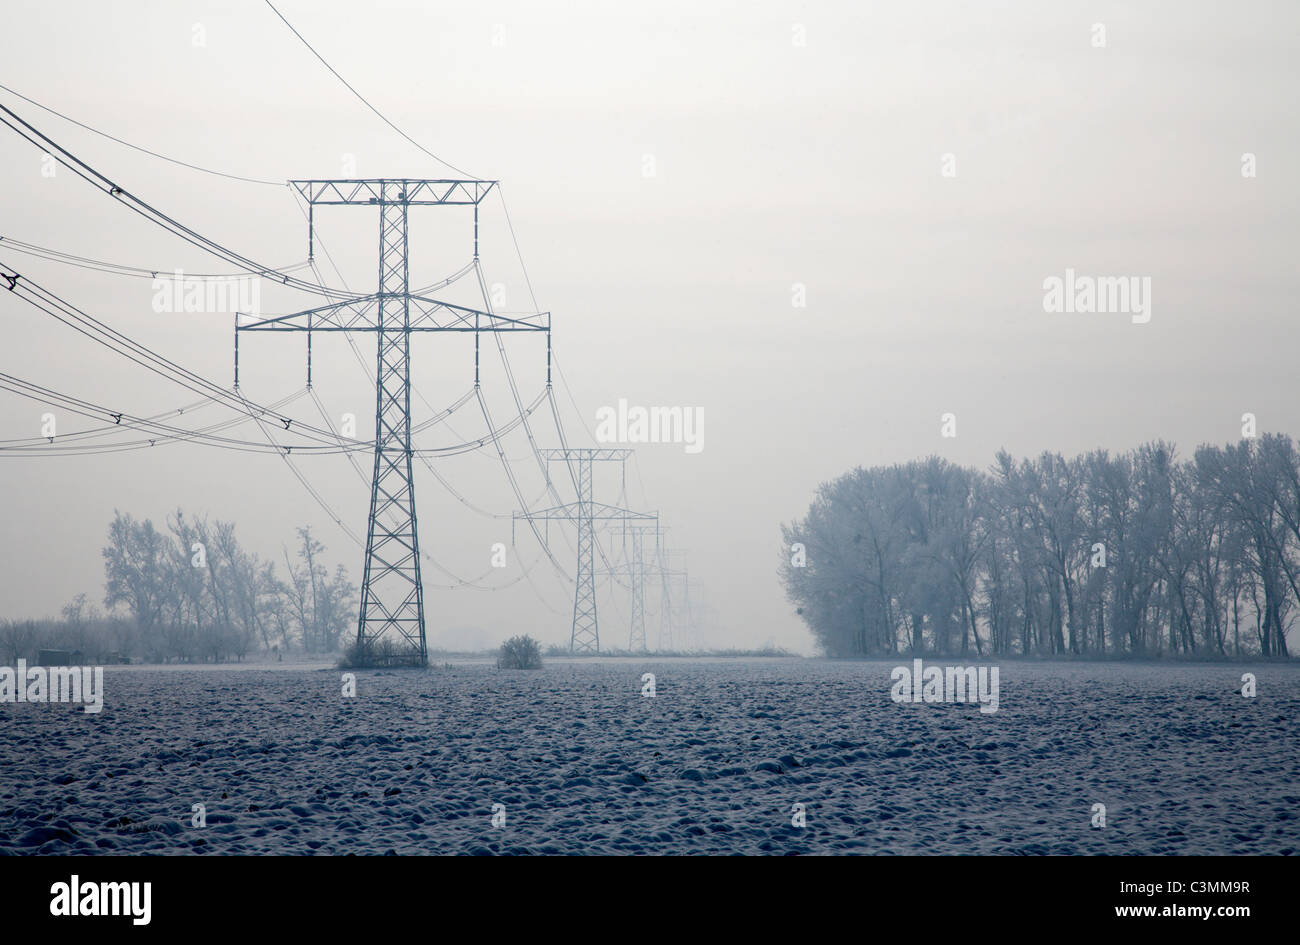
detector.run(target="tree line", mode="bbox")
[780,435,1300,659]
[0,510,355,664]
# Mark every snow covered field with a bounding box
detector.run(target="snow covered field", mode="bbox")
[2,659,1296,855]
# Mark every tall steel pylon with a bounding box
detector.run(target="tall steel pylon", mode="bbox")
[629,526,647,651]
[236,179,550,665]
[656,546,688,651]
[513,448,655,653]
[621,523,661,652]
[601,529,688,653]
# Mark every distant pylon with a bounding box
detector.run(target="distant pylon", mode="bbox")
[513,448,655,653]
[620,523,662,652]
[630,526,646,651]
[656,547,688,651]
[658,558,672,650]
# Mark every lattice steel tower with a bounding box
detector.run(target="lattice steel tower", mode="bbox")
[622,523,661,652]
[513,448,655,653]
[237,179,549,665]
[656,546,688,651]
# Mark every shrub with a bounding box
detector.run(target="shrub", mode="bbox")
[497,635,543,670]
[338,637,421,669]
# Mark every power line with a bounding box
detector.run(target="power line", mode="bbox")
[0,234,311,281]
[0,392,212,445]
[0,102,360,300]
[262,0,477,179]
[0,386,306,452]
[490,186,652,601]
[233,387,366,548]
[497,186,539,310]
[480,190,638,588]
[2,265,542,456]
[0,81,286,187]
[1,62,665,632]
[305,383,516,591]
[551,348,599,443]
[2,266,359,447]
[0,371,312,454]
[289,192,499,454]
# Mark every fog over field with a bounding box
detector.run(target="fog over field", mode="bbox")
[0,1,1297,879]
[1,1,1298,656]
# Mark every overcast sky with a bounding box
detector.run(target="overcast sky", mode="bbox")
[1,0,1297,653]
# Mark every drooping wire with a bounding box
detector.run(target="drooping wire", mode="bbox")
[295,262,548,592]
[262,0,478,179]
[0,102,360,300]
[0,384,308,453]
[3,264,362,446]
[496,189,670,629]
[291,197,541,460]
[289,193,489,452]
[0,82,287,187]
[0,234,311,281]
[0,372,316,454]
[233,387,366,547]
[2,267,523,456]
[293,239,555,593]
[474,194,647,596]
[475,385,570,582]
[0,391,211,446]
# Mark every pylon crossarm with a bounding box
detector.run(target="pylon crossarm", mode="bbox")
[236,295,547,334]
[409,296,549,332]
[236,295,381,332]
[589,504,656,521]
[291,179,497,206]
[541,448,632,462]
[515,503,656,522]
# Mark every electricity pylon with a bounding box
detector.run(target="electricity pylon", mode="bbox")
[513,448,655,653]
[655,546,689,651]
[236,179,549,665]
[625,523,658,651]
[597,523,664,652]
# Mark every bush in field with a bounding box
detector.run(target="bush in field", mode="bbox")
[497,635,543,670]
[337,639,365,669]
[338,636,415,669]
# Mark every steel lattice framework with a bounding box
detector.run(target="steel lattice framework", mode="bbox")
[616,523,660,652]
[655,547,688,651]
[599,531,689,652]
[628,525,649,651]
[237,179,549,665]
[513,448,655,653]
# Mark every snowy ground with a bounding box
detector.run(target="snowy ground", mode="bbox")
[2,659,1296,855]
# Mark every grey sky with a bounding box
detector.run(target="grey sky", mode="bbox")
[1,0,1297,652]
